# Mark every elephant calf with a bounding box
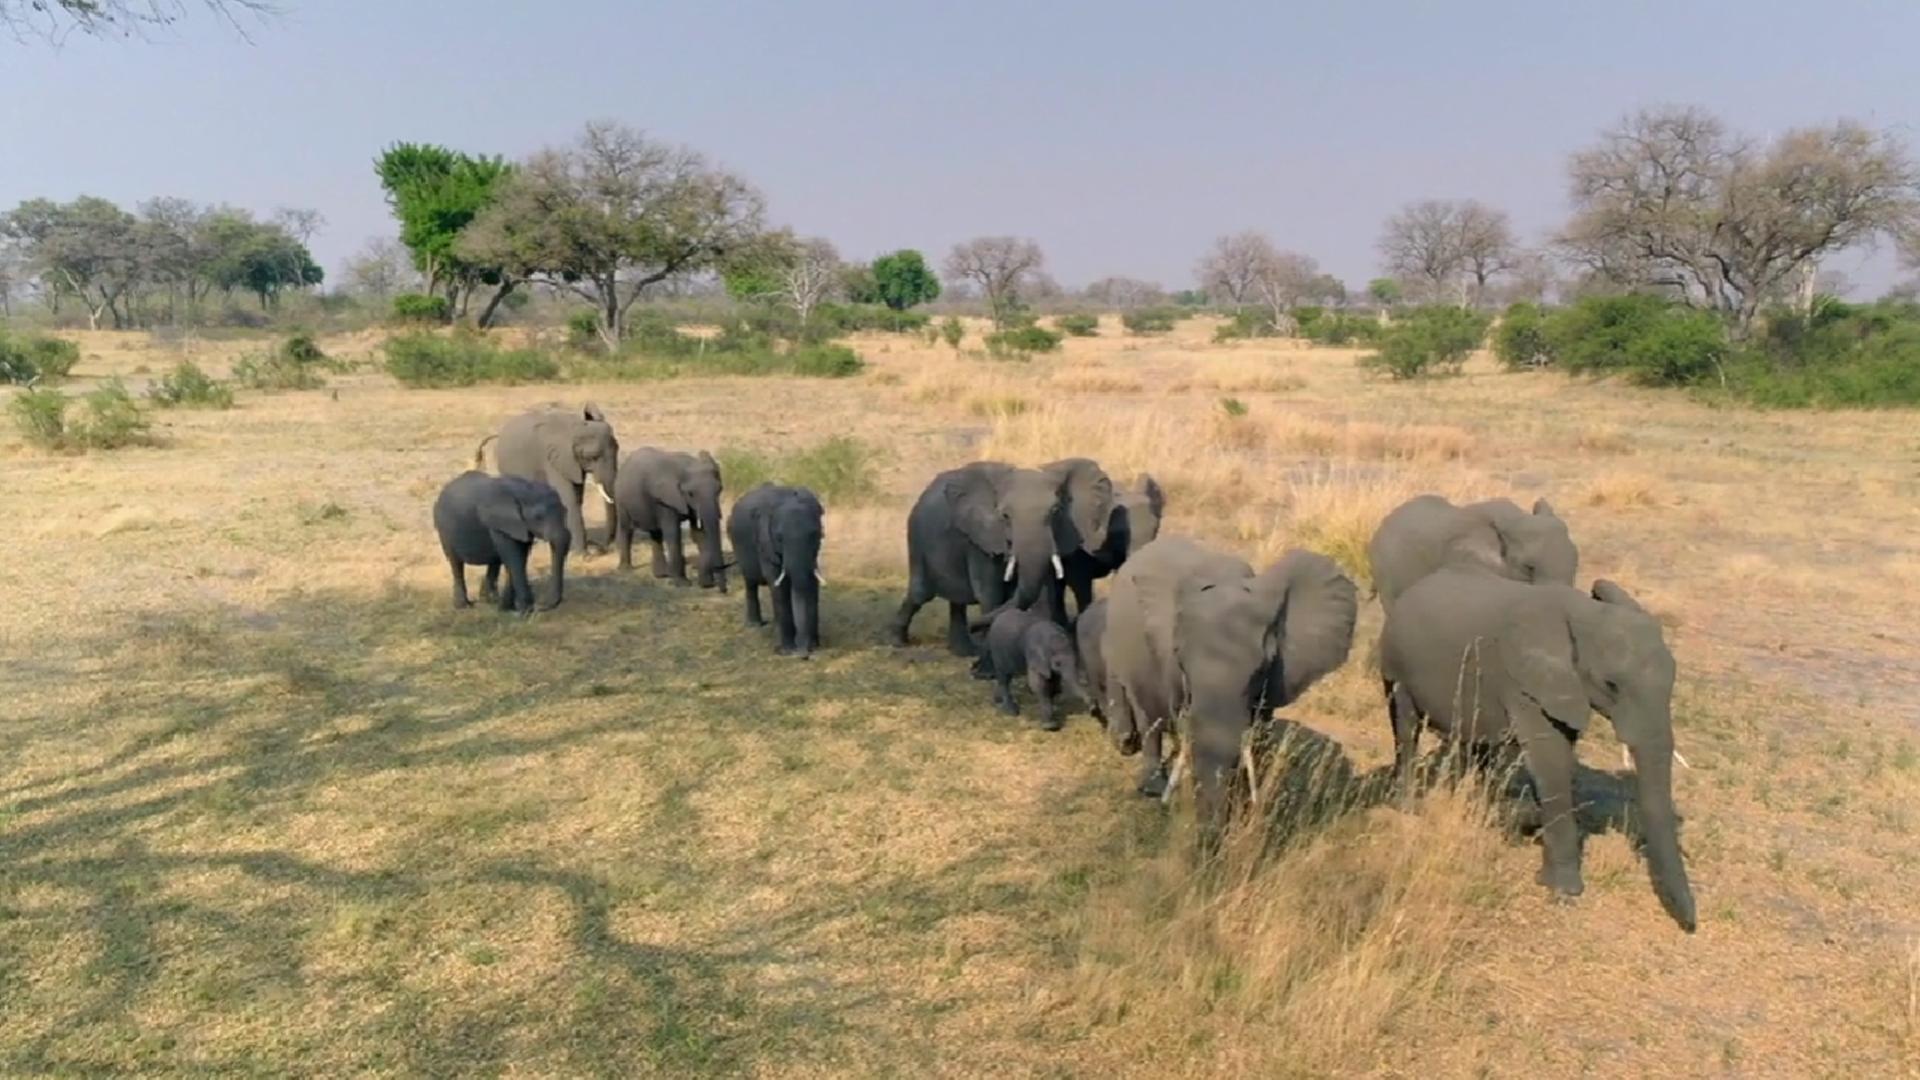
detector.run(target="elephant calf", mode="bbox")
[972,607,1088,731]
[614,447,728,590]
[432,471,571,614]
[1379,569,1696,932]
[1367,494,1576,610]
[727,484,825,658]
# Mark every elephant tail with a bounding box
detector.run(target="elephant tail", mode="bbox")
[473,434,498,472]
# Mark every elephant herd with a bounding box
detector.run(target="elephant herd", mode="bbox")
[434,403,1695,933]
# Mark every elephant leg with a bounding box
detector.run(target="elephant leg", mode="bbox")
[744,582,765,626]
[446,553,471,609]
[1387,679,1421,793]
[947,602,976,657]
[1067,573,1094,618]
[771,581,798,655]
[615,508,635,571]
[1136,716,1169,798]
[1106,686,1141,756]
[969,650,994,680]
[888,564,934,647]
[664,522,691,586]
[647,526,670,578]
[994,676,1018,716]
[480,561,501,602]
[1520,725,1584,899]
[1030,671,1061,731]
[557,481,595,558]
[499,541,534,614]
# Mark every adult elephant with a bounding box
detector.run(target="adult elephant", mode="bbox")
[1102,536,1357,834]
[478,403,619,557]
[727,484,824,657]
[888,459,1113,655]
[1049,469,1163,617]
[1379,570,1696,932]
[1367,494,1576,610]
[614,447,728,590]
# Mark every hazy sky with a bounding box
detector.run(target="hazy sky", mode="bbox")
[5,0,1917,293]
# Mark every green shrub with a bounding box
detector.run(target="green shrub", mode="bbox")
[1360,305,1491,380]
[787,344,865,378]
[715,447,776,493]
[566,310,603,351]
[939,317,965,351]
[232,333,339,391]
[1219,396,1249,417]
[1302,312,1380,346]
[8,386,69,446]
[717,436,883,505]
[1538,295,1728,387]
[1122,307,1180,335]
[148,360,236,409]
[816,303,931,334]
[0,332,82,384]
[11,380,152,451]
[1727,301,1920,407]
[383,332,562,388]
[985,325,1064,358]
[1493,302,1554,369]
[1213,309,1279,342]
[1056,313,1099,337]
[391,293,451,323]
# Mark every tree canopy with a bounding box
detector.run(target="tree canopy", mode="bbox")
[866,249,940,310]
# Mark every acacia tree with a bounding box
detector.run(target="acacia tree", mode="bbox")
[1,197,143,329]
[1247,247,1329,331]
[868,249,941,310]
[461,122,766,351]
[943,236,1044,326]
[1561,106,1920,335]
[374,143,516,325]
[342,237,419,301]
[1378,199,1515,305]
[1195,232,1268,306]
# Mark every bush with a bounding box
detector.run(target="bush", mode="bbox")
[985,325,1064,358]
[566,310,603,351]
[232,333,339,391]
[717,436,883,505]
[0,331,81,384]
[1122,307,1180,335]
[1360,306,1491,380]
[1538,295,1728,387]
[816,303,931,335]
[1727,301,1920,407]
[787,344,865,378]
[939,317,965,351]
[384,332,562,388]
[148,361,236,409]
[1492,302,1554,369]
[391,293,451,324]
[1302,312,1380,346]
[1213,309,1279,342]
[1056,313,1099,337]
[10,379,152,451]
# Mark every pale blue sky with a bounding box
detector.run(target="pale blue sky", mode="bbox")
[5,0,1916,293]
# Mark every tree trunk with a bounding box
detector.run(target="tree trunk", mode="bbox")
[475,280,517,329]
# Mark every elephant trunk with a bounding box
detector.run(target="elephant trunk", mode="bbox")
[785,536,820,657]
[1629,737,1696,933]
[543,528,570,610]
[694,497,727,591]
[1187,690,1252,850]
[1006,536,1062,614]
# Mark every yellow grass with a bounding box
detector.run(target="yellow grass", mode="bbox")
[1,321,1916,1076]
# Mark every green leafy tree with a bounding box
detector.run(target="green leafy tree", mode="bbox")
[1,196,143,330]
[373,143,517,325]
[868,249,940,310]
[1367,277,1402,307]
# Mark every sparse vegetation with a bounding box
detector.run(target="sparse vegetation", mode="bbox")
[390,292,452,324]
[0,330,81,384]
[233,332,340,391]
[148,359,236,408]
[9,378,152,450]
[985,324,1063,358]
[717,435,882,503]
[1056,313,1099,337]
[1121,307,1180,335]
[1361,305,1491,379]
[383,331,562,387]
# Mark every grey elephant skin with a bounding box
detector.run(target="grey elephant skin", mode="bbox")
[1051,470,1163,618]
[614,447,728,591]
[1379,570,1696,932]
[972,607,1088,731]
[1101,536,1357,833]
[479,403,619,558]
[1367,494,1576,609]
[1075,596,1110,724]
[889,459,1113,654]
[726,484,824,657]
[432,471,570,613]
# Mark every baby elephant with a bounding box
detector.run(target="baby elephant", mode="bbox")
[975,607,1088,731]
[726,484,826,658]
[432,471,571,614]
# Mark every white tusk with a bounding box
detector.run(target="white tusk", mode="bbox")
[1051,553,1065,579]
[773,570,786,587]
[1241,744,1261,805]
[1003,555,1016,582]
[1623,746,1692,771]
[1674,749,1692,770]
[1160,756,1183,806]
[814,568,826,585]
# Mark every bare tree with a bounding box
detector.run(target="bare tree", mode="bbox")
[781,237,842,326]
[943,236,1044,326]
[1378,199,1514,305]
[343,237,419,301]
[1,0,276,39]
[1195,232,1268,306]
[1082,276,1164,310]
[272,207,325,247]
[1247,248,1326,331]
[1561,106,1919,335]
[1457,202,1516,302]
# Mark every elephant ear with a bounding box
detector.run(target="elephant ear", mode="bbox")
[546,434,586,486]
[1253,550,1358,707]
[1497,596,1591,732]
[755,508,781,579]
[647,458,692,515]
[478,485,534,542]
[946,469,1009,555]
[580,402,607,423]
[1136,473,1166,523]
[1532,497,1558,519]
[1590,578,1645,612]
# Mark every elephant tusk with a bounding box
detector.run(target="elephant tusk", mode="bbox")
[1051,553,1065,579]
[1161,756,1183,806]
[1674,749,1692,770]
[774,570,787,587]
[1242,744,1261,806]
[1622,746,1693,770]
[814,568,826,585]
[1003,555,1016,582]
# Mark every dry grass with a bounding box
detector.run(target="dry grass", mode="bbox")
[1,321,1916,1076]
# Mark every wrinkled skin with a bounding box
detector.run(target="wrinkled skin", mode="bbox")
[1049,471,1164,618]
[432,471,571,614]
[614,447,729,591]
[1101,536,1357,836]
[1367,494,1576,610]
[482,403,619,558]
[1379,570,1696,932]
[973,607,1088,731]
[1075,597,1110,725]
[727,484,825,658]
[889,459,1111,655]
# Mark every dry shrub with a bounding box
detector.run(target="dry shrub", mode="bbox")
[1267,415,1475,462]
[968,393,1033,419]
[1264,470,1477,585]
[1194,356,1308,394]
[1577,424,1632,455]
[1075,773,1515,1077]
[1051,369,1146,394]
[819,504,905,581]
[1581,470,1668,509]
[978,403,1255,517]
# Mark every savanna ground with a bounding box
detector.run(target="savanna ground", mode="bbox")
[2,317,1917,1077]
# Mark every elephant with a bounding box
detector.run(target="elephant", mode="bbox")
[1367,494,1577,610]
[432,471,570,613]
[888,458,1114,655]
[614,447,728,590]
[478,403,619,558]
[971,606,1089,731]
[726,484,825,657]
[1075,596,1110,725]
[1050,471,1164,618]
[1378,569,1696,932]
[1101,536,1358,833]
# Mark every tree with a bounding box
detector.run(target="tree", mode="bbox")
[1195,232,1268,306]
[1367,277,1403,307]
[343,237,419,300]
[459,122,766,351]
[200,210,320,308]
[868,249,941,310]
[725,232,843,325]
[1082,276,1164,310]
[1246,247,1326,331]
[373,143,516,326]
[1378,198,1515,305]
[943,236,1044,327]
[1,0,275,40]
[1,196,143,330]
[1561,106,1920,335]
[781,238,843,325]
